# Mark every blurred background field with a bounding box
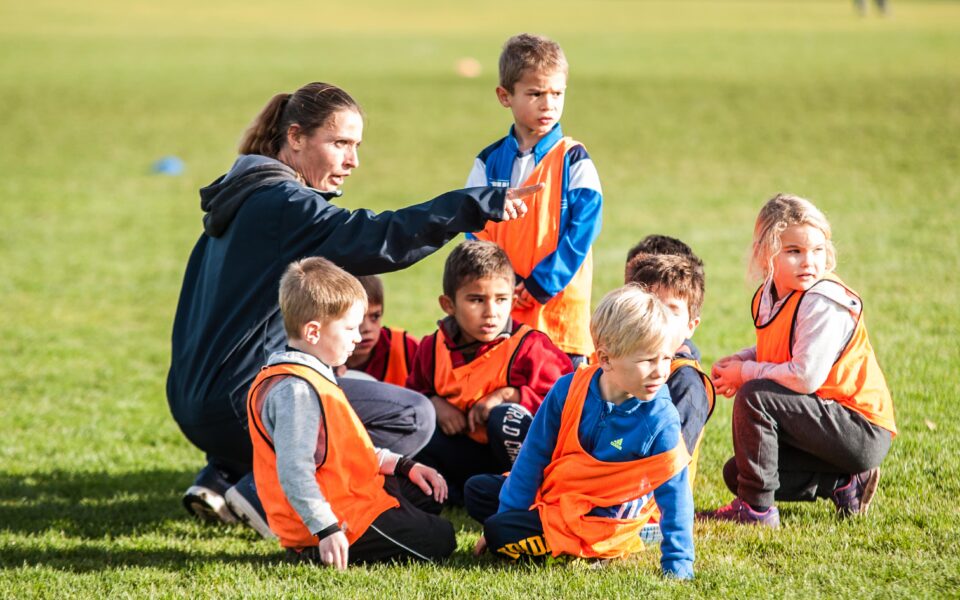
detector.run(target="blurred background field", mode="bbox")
[1,0,958,597]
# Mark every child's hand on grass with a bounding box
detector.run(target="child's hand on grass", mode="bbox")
[407,463,448,503]
[318,531,349,570]
[473,535,488,556]
[431,395,467,435]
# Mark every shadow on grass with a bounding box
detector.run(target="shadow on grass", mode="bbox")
[0,545,276,572]
[0,468,198,538]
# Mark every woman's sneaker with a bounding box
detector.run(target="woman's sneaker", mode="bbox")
[831,468,880,517]
[698,498,780,528]
[224,473,277,540]
[182,464,238,524]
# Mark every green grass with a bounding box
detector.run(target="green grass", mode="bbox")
[2,0,959,597]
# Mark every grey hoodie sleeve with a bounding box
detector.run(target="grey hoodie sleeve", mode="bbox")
[740,286,857,394]
[261,377,339,535]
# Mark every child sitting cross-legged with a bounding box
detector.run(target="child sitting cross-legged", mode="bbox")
[246,257,454,568]
[408,240,573,503]
[464,285,695,580]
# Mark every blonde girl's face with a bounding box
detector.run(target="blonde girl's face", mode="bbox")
[771,223,828,297]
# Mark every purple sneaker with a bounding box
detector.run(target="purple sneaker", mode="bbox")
[832,468,880,517]
[699,498,780,528]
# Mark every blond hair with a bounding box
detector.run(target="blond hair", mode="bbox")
[499,33,568,93]
[590,285,670,359]
[750,193,836,281]
[278,257,367,338]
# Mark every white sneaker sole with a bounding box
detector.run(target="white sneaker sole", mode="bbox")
[183,485,238,524]
[225,486,277,540]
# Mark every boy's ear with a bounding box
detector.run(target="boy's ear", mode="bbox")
[439,295,456,316]
[596,348,611,371]
[495,86,512,108]
[301,320,322,344]
[689,316,702,335]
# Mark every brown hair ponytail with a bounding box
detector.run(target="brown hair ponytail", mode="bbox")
[238,83,361,158]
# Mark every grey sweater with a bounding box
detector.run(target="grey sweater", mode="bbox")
[258,350,400,535]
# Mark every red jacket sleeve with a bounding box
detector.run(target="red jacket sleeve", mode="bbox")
[406,331,438,396]
[403,331,420,372]
[506,331,574,414]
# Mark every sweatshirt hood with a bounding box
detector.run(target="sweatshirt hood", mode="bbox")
[199,155,341,238]
[199,155,298,237]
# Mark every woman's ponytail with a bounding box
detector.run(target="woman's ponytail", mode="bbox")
[238,92,291,157]
[237,84,360,158]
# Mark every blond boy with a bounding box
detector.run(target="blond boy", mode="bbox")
[465,286,695,579]
[246,257,453,567]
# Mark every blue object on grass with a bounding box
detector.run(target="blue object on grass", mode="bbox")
[152,156,185,175]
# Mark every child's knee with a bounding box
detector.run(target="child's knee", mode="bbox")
[431,518,457,560]
[486,404,532,460]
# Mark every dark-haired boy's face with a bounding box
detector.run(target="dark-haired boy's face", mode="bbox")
[347,303,383,366]
[650,286,700,349]
[439,276,514,344]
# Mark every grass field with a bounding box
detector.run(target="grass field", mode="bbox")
[2,0,959,597]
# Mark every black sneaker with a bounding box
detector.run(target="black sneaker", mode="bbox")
[225,472,277,540]
[182,464,238,524]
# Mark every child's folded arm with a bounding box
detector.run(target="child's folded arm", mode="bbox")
[507,331,576,413]
[524,185,603,304]
[497,376,571,512]
[267,378,340,535]
[650,421,695,580]
[741,293,856,394]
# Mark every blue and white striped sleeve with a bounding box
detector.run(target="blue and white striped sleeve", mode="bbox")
[524,147,603,303]
[466,157,488,188]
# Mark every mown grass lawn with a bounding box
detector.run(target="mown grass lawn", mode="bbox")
[1,0,958,597]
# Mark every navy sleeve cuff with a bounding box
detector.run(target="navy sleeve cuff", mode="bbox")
[313,523,342,541]
[523,275,555,305]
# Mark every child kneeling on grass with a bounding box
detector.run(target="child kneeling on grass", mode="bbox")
[246,257,453,568]
[465,285,694,579]
[704,194,896,527]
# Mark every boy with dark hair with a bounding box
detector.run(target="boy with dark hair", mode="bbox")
[626,234,703,267]
[408,240,573,502]
[625,252,714,488]
[467,33,603,368]
[246,256,454,568]
[343,275,419,386]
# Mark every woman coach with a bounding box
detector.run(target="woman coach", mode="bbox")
[166,82,536,535]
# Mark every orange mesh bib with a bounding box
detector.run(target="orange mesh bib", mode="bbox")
[247,363,399,548]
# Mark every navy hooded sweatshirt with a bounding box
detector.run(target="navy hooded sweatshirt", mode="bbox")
[167,155,509,430]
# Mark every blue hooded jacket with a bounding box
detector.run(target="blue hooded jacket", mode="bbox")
[167,155,509,430]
